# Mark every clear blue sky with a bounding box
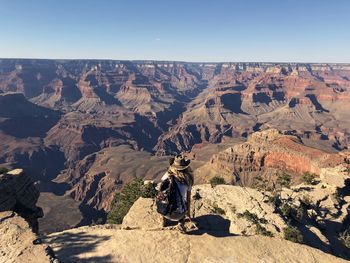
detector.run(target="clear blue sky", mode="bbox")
[0,0,349,62]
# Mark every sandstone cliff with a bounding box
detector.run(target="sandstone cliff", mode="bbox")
[200,129,348,185]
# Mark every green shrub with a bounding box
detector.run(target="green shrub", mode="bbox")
[252,175,269,192]
[280,203,304,222]
[283,226,303,243]
[210,176,226,188]
[267,193,282,208]
[237,210,273,237]
[0,167,9,175]
[237,210,267,225]
[211,203,226,215]
[256,224,273,237]
[276,172,291,189]
[301,172,317,185]
[141,181,157,198]
[107,178,151,224]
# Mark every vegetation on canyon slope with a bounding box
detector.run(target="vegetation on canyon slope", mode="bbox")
[107,178,156,224]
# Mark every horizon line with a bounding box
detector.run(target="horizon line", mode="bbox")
[0,57,349,65]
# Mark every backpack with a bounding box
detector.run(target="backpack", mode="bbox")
[156,175,187,221]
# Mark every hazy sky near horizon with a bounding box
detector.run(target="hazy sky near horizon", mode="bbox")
[0,0,349,62]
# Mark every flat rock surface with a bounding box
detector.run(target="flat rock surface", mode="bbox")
[45,225,346,263]
[0,211,50,263]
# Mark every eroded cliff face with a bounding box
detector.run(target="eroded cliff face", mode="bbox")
[50,130,349,215]
[0,169,53,263]
[1,60,350,161]
[0,211,50,263]
[0,169,43,232]
[207,129,348,185]
[63,146,170,212]
[1,60,350,227]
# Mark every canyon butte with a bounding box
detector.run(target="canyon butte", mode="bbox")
[1,59,350,262]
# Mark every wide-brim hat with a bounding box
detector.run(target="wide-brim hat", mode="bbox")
[171,155,191,170]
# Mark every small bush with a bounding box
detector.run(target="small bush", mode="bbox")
[280,203,294,218]
[0,167,9,175]
[276,172,291,189]
[280,203,303,222]
[256,224,273,237]
[301,172,317,185]
[237,210,267,225]
[211,203,225,215]
[107,178,146,224]
[267,193,282,208]
[238,210,273,237]
[141,182,157,198]
[252,175,270,192]
[283,226,303,243]
[210,176,226,188]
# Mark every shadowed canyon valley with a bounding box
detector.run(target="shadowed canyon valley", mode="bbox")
[0,59,350,233]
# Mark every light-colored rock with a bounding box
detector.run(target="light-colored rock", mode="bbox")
[320,165,349,188]
[45,225,347,263]
[122,185,287,237]
[192,184,287,237]
[0,211,50,263]
[122,197,163,230]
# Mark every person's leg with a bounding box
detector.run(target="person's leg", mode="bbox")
[176,217,186,233]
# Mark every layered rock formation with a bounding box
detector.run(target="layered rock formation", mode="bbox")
[62,145,170,211]
[0,169,43,232]
[203,129,348,185]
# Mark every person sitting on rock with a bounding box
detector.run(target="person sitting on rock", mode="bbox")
[157,154,194,233]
